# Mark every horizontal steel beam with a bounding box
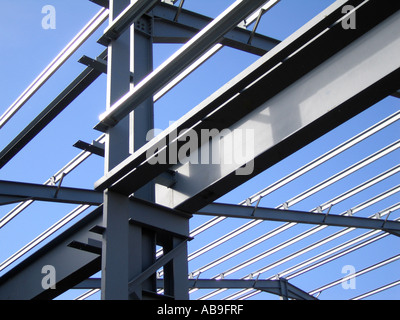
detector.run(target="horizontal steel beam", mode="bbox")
[0,180,103,206]
[95,0,272,131]
[159,1,400,213]
[152,2,280,56]
[96,0,356,191]
[75,277,316,300]
[197,203,400,235]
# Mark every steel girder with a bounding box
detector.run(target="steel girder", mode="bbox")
[94,0,400,214]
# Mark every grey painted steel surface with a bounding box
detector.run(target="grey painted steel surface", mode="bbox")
[100,0,135,300]
[101,0,175,300]
[155,2,400,213]
[99,0,274,300]
[95,1,400,213]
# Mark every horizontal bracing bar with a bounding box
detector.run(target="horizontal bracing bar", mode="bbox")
[196,203,400,235]
[0,180,103,206]
[75,278,316,300]
[0,134,106,229]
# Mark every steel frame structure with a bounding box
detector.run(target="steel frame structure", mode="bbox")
[0,0,400,300]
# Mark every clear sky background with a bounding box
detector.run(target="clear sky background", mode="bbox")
[0,0,399,300]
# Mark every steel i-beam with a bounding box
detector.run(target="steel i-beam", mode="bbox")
[94,1,400,213]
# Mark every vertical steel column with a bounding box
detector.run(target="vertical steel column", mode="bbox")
[130,15,155,202]
[101,0,132,300]
[128,14,157,299]
[102,0,157,300]
[102,0,192,300]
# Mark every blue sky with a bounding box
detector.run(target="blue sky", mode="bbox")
[0,0,399,300]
